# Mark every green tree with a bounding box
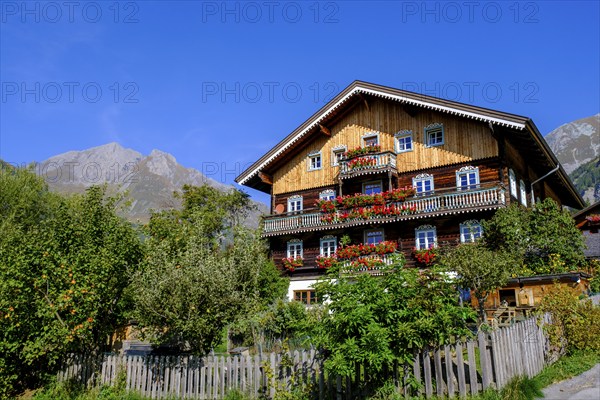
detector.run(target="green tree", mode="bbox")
[312,256,474,392]
[439,243,517,323]
[0,166,142,397]
[130,185,286,354]
[482,198,585,275]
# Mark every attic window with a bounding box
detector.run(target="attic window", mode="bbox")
[308,151,322,171]
[362,133,379,148]
[331,146,347,166]
[424,123,444,147]
[395,130,413,153]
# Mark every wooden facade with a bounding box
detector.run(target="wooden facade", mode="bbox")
[272,100,498,196]
[236,81,585,300]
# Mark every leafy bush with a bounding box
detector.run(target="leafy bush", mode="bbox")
[537,284,600,354]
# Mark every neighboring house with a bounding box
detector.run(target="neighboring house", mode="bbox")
[573,201,600,261]
[235,81,585,303]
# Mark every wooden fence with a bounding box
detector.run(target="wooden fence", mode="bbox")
[59,316,551,399]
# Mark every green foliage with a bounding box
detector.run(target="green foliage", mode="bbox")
[439,244,517,322]
[33,372,153,399]
[312,257,474,392]
[570,156,600,203]
[537,284,600,353]
[261,342,313,400]
[482,198,585,275]
[0,167,142,397]
[131,185,286,355]
[532,349,600,389]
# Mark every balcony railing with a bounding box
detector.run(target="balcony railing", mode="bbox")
[263,184,505,236]
[339,253,397,276]
[339,151,397,178]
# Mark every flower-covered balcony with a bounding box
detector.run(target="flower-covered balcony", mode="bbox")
[262,183,506,236]
[275,241,400,275]
[338,145,397,179]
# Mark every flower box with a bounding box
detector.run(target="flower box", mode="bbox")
[281,257,303,272]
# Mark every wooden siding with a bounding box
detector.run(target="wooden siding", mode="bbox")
[270,210,497,270]
[273,159,502,213]
[272,99,499,195]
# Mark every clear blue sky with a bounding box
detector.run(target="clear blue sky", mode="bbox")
[1,1,599,204]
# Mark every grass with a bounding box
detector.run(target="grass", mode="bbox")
[532,350,600,389]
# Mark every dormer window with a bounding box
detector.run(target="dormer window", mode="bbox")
[424,123,444,147]
[308,151,322,171]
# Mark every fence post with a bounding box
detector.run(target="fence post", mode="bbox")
[478,331,492,390]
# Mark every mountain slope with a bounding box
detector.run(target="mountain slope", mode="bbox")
[545,113,600,204]
[36,143,267,224]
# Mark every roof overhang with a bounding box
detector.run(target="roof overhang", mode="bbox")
[235,80,585,209]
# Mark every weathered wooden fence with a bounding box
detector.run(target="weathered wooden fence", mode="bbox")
[59,317,551,399]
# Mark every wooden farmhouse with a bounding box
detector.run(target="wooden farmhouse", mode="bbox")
[236,81,585,303]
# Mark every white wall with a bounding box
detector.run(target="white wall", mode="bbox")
[287,278,318,301]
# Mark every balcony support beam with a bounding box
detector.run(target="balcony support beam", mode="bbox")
[258,171,273,185]
[319,124,331,136]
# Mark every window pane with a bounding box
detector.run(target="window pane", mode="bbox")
[364,136,378,146]
[366,230,384,245]
[364,182,382,195]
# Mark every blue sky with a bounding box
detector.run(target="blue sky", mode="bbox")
[1,1,599,204]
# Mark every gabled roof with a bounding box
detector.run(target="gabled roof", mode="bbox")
[235,80,584,208]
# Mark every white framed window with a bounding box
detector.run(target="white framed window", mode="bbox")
[319,189,336,201]
[320,235,337,257]
[413,173,434,195]
[519,180,527,206]
[509,169,517,198]
[460,220,483,243]
[415,225,437,250]
[287,195,303,213]
[308,151,322,171]
[287,239,303,258]
[363,181,383,195]
[365,229,384,245]
[331,145,347,166]
[424,123,444,147]
[362,132,379,147]
[395,130,413,153]
[456,166,480,190]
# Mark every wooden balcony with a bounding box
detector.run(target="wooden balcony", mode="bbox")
[339,151,397,179]
[262,184,506,236]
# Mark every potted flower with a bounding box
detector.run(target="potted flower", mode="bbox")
[586,214,600,224]
[281,257,303,272]
[316,255,337,269]
[412,247,438,267]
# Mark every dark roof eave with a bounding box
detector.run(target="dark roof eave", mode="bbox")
[506,272,591,285]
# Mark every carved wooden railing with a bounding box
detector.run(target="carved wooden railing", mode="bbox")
[263,185,506,235]
[339,151,397,177]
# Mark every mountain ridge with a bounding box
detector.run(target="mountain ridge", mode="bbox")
[545,113,600,204]
[35,143,267,225]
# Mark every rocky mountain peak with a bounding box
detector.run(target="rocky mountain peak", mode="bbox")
[36,143,267,224]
